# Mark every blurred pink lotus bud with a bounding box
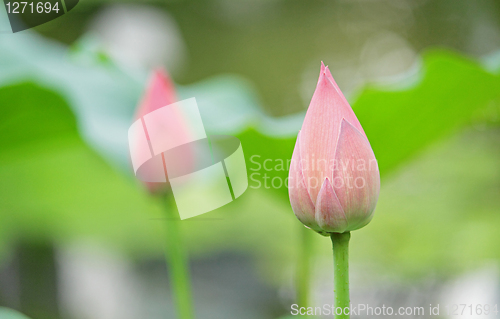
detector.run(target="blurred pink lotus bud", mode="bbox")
[135,69,177,121]
[289,63,380,234]
[133,69,193,194]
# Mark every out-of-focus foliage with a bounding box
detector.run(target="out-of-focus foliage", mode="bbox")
[0,31,499,277]
[0,83,164,257]
[0,83,77,154]
[0,307,31,319]
[356,50,500,175]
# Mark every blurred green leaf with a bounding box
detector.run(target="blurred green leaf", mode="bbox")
[0,81,297,273]
[3,33,498,184]
[0,307,31,319]
[0,82,165,257]
[355,50,500,175]
[0,83,78,159]
[1,32,500,277]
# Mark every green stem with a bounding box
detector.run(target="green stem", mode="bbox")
[297,225,313,308]
[330,232,351,319]
[163,195,194,319]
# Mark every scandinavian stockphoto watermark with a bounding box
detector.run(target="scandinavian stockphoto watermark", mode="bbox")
[249,155,378,190]
[128,98,248,220]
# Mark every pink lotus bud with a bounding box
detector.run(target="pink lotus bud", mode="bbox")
[289,63,380,234]
[134,69,193,194]
[135,69,177,121]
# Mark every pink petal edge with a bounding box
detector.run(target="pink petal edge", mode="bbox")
[332,119,380,231]
[315,177,348,233]
[289,131,319,230]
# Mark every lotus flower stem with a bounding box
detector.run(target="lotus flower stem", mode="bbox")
[297,226,314,308]
[164,195,194,319]
[132,69,195,318]
[331,232,350,319]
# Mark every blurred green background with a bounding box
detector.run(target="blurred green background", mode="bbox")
[1,0,500,318]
